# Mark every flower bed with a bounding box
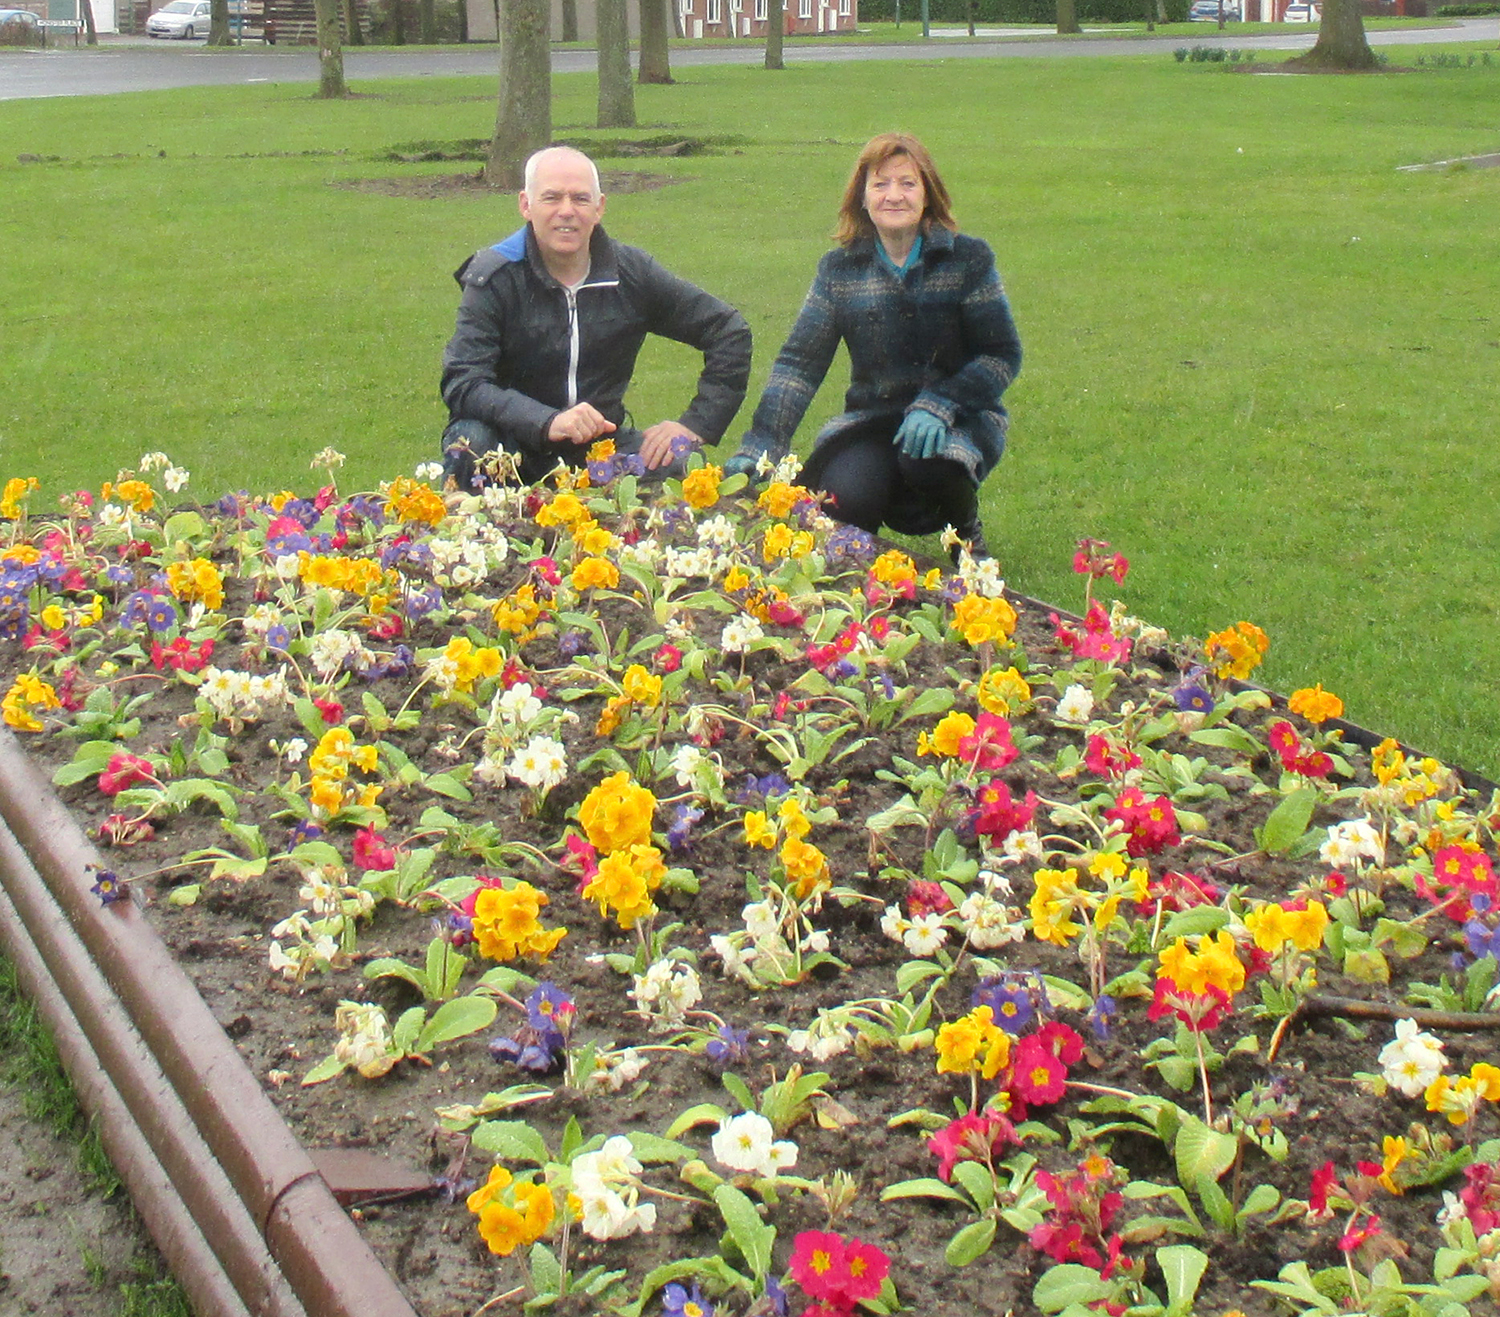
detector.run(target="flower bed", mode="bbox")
[1,450,1499,1317]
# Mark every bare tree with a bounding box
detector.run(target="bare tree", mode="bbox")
[343,0,365,44]
[485,0,552,188]
[639,0,673,82]
[81,0,97,45]
[597,0,637,125]
[1056,0,1081,35]
[419,0,436,41]
[208,0,233,44]
[765,0,784,67]
[1290,0,1377,68]
[560,0,579,39]
[314,0,348,95]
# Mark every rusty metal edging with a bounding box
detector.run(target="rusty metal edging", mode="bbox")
[0,728,419,1317]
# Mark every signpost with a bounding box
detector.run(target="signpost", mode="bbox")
[38,17,83,45]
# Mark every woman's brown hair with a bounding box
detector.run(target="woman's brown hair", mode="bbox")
[833,133,957,248]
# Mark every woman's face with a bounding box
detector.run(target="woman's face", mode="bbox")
[863,153,926,246]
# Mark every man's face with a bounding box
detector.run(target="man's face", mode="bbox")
[519,153,605,265]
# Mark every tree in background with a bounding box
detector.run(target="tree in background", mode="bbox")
[315,0,348,95]
[1056,0,1081,34]
[561,0,579,39]
[598,0,637,124]
[639,0,673,82]
[343,0,365,43]
[1291,0,1377,68]
[486,0,551,187]
[765,0,784,67]
[208,0,232,44]
[420,0,436,41]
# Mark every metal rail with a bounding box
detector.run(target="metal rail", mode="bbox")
[0,728,420,1317]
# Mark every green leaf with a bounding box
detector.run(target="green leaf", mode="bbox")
[1189,725,1264,756]
[1239,1183,1280,1218]
[529,1243,562,1297]
[665,1103,729,1139]
[1194,1173,1235,1232]
[471,1119,550,1165]
[895,959,945,995]
[894,687,956,724]
[415,995,496,1052]
[167,884,202,906]
[950,1160,996,1214]
[627,1132,695,1164]
[300,1053,347,1086]
[1173,1114,1237,1187]
[1033,1263,1113,1312]
[1254,787,1317,855]
[424,771,473,801]
[721,1072,755,1113]
[880,1177,970,1205]
[1156,1244,1208,1314]
[1160,906,1230,941]
[944,1217,997,1267]
[714,1184,775,1281]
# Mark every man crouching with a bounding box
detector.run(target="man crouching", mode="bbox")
[439,145,752,491]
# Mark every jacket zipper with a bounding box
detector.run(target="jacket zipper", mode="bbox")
[561,274,620,410]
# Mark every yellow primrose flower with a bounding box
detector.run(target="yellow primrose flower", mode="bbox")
[571,556,620,592]
[493,582,543,637]
[166,557,225,610]
[533,491,587,528]
[777,796,810,841]
[681,465,722,510]
[871,550,917,592]
[582,843,665,929]
[976,666,1031,716]
[2,673,60,732]
[723,565,751,594]
[1029,867,1085,947]
[951,593,1018,648]
[0,476,39,519]
[917,711,975,759]
[743,811,776,849]
[1157,930,1246,997]
[621,664,663,708]
[472,882,567,962]
[762,523,794,562]
[781,836,830,901]
[935,1005,1010,1079]
[1204,621,1269,681]
[578,772,656,854]
[385,477,446,527]
[756,482,803,519]
[577,522,616,556]
[1288,684,1344,725]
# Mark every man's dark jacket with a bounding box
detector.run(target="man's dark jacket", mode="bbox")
[441,224,752,450]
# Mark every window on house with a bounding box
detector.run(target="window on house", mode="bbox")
[797,0,810,15]
[754,0,766,17]
[707,0,721,21]
[838,0,850,12]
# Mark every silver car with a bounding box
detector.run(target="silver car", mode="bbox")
[146,0,211,38]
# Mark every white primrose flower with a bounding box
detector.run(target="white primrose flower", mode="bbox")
[1378,1017,1447,1098]
[414,461,444,482]
[571,1135,656,1239]
[960,558,1007,598]
[586,1047,649,1093]
[163,465,190,493]
[959,891,1026,949]
[711,1111,798,1179]
[1001,830,1045,866]
[507,735,568,792]
[786,1010,852,1061]
[663,544,715,579]
[670,743,704,787]
[1319,817,1385,869]
[903,913,949,957]
[1056,684,1095,725]
[880,905,911,945]
[332,1001,395,1078]
[630,960,702,1029]
[800,928,830,954]
[696,514,739,550]
[710,933,759,985]
[720,614,764,654]
[743,900,781,943]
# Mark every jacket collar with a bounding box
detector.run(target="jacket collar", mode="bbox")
[853,222,955,264]
[523,223,620,288]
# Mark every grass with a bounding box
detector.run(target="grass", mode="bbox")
[1,47,1499,778]
[0,959,191,1315]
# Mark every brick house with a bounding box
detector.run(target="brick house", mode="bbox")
[676,0,855,38]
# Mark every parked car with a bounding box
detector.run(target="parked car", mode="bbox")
[0,7,40,43]
[1282,1,1320,18]
[0,7,41,27]
[1189,0,1242,18]
[146,0,212,38]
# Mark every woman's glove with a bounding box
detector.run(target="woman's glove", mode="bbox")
[893,411,948,461]
[721,450,763,483]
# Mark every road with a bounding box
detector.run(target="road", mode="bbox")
[0,19,1493,102]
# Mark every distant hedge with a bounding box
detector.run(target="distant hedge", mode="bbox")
[860,0,1191,22]
[1433,2,1499,11]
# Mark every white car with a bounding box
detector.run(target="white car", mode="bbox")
[146,0,211,38]
[1282,1,1320,18]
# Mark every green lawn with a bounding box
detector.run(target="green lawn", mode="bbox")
[2,48,1498,774]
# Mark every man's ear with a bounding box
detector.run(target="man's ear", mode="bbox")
[518,191,532,222]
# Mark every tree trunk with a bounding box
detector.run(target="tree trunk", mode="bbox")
[1143,0,1153,31]
[638,0,672,81]
[314,0,348,95]
[1292,0,1376,67]
[1055,0,1080,34]
[560,0,578,39]
[208,0,233,44]
[342,0,365,44]
[82,0,98,45]
[419,0,436,41]
[597,0,636,125]
[485,0,552,188]
[765,0,784,67]
[458,0,467,40]
[389,0,405,44]
[967,0,975,35]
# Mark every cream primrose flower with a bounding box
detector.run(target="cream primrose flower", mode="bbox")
[1000,830,1045,866]
[1109,601,1169,648]
[801,928,830,954]
[163,465,190,493]
[743,901,781,943]
[959,890,1026,949]
[711,1111,798,1179]
[978,867,1015,896]
[903,912,949,957]
[630,960,702,1029]
[1379,1017,1448,1098]
[710,932,759,985]
[585,1047,650,1092]
[138,451,170,471]
[663,545,716,579]
[1319,817,1385,869]
[309,629,369,681]
[670,744,704,787]
[786,1010,852,1061]
[332,1001,396,1078]
[1055,684,1095,724]
[619,536,661,568]
[959,558,1007,599]
[571,1136,656,1240]
[298,871,342,913]
[507,735,568,792]
[696,514,739,550]
[720,614,764,654]
[880,905,912,944]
